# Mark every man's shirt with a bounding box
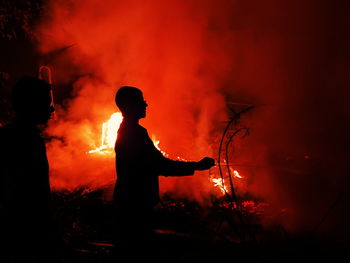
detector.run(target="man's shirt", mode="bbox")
[114,121,195,208]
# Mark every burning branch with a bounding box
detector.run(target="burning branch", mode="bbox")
[216,103,254,242]
[217,104,254,203]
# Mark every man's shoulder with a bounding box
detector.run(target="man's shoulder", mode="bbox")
[116,123,149,149]
[137,124,148,133]
[119,123,147,135]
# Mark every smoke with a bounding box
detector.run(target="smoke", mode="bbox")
[35,0,350,236]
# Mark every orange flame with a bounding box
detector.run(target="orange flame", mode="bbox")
[211,169,242,195]
[151,134,168,157]
[89,112,165,155]
[233,169,243,179]
[212,178,228,195]
[89,112,242,197]
[88,112,123,154]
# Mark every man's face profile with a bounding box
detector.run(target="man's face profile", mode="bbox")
[115,86,148,120]
[131,93,148,119]
[32,91,54,124]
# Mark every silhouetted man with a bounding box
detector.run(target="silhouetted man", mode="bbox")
[113,86,215,259]
[0,77,61,262]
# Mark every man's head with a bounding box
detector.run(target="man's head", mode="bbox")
[115,86,148,119]
[12,76,54,124]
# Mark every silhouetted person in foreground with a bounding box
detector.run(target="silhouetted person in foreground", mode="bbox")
[113,86,215,260]
[0,77,62,262]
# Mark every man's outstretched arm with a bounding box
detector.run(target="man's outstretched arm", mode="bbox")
[138,127,215,176]
[156,152,215,177]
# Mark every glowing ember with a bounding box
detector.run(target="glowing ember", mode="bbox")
[151,134,168,157]
[152,134,160,150]
[211,169,242,195]
[233,169,243,179]
[212,178,228,195]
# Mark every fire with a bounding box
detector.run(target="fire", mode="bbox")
[89,112,243,197]
[89,112,166,155]
[211,169,243,195]
[102,112,123,148]
[88,112,123,154]
[212,178,228,195]
[151,134,168,157]
[233,169,243,179]
[152,135,160,150]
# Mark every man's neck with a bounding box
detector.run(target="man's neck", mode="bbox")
[123,115,140,125]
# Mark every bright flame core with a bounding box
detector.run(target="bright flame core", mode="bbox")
[212,178,229,195]
[89,112,164,155]
[233,169,243,179]
[88,112,123,154]
[211,169,243,195]
[103,112,123,148]
[88,112,242,198]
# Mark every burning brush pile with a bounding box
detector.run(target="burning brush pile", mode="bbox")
[30,2,305,247]
[39,68,283,260]
[47,105,287,262]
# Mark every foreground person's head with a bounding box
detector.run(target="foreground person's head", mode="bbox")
[12,76,54,125]
[115,86,148,120]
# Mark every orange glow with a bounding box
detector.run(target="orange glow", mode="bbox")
[233,169,243,179]
[212,178,228,195]
[211,169,243,195]
[89,112,166,155]
[151,134,168,157]
[89,112,246,197]
[38,0,258,209]
[33,0,338,232]
[88,112,123,154]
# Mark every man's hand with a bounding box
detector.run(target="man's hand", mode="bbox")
[196,157,215,171]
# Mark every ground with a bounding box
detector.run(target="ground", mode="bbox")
[52,187,349,262]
